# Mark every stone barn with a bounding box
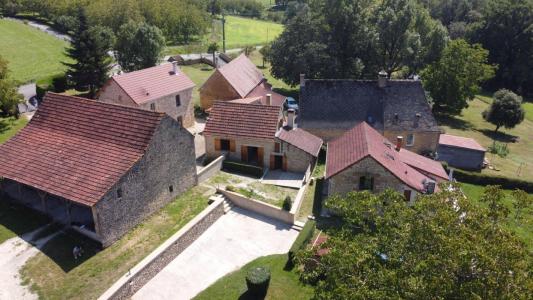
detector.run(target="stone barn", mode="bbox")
[437,134,486,170]
[0,93,197,247]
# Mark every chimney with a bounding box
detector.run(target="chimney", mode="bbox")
[396,136,403,151]
[300,74,305,87]
[172,61,179,75]
[378,70,388,88]
[287,109,295,129]
[266,94,272,106]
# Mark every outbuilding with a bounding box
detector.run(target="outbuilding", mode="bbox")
[437,134,486,170]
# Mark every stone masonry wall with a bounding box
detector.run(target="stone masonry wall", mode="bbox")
[199,70,240,109]
[94,116,198,247]
[383,130,440,154]
[205,134,275,168]
[98,80,137,107]
[278,140,315,173]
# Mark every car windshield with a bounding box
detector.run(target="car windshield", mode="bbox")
[287,98,296,104]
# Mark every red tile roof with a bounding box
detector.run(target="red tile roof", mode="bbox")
[204,101,281,139]
[111,63,195,105]
[326,122,430,192]
[0,93,165,206]
[246,81,286,106]
[398,148,448,181]
[229,96,263,104]
[439,134,486,152]
[277,128,323,157]
[218,54,264,98]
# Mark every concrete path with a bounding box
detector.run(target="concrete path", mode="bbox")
[133,207,298,300]
[261,170,305,189]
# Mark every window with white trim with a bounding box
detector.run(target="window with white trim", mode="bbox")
[406,134,415,146]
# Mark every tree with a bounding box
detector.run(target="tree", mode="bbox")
[482,89,525,132]
[297,186,532,299]
[64,9,115,99]
[421,39,495,115]
[258,43,271,68]
[480,185,510,224]
[115,21,166,72]
[511,189,532,225]
[0,56,23,117]
[207,42,219,68]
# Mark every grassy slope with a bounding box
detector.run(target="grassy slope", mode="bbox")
[194,254,314,300]
[438,96,533,181]
[460,183,532,251]
[0,116,28,144]
[20,186,211,300]
[0,19,70,83]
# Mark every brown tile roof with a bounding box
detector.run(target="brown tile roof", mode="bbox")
[398,148,448,181]
[229,96,263,104]
[0,93,165,206]
[246,81,286,106]
[277,128,323,157]
[111,63,195,105]
[326,122,430,192]
[218,54,264,98]
[204,101,281,139]
[439,134,486,152]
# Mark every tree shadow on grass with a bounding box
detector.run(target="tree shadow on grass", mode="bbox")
[478,129,518,143]
[435,115,474,131]
[238,290,266,300]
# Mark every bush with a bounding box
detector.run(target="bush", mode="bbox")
[35,74,68,99]
[288,220,316,264]
[282,196,292,211]
[443,165,533,193]
[245,266,271,297]
[488,141,509,158]
[225,185,236,192]
[223,161,264,178]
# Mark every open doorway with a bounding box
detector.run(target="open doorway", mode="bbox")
[247,146,259,165]
[273,155,283,169]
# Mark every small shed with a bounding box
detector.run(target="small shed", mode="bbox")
[437,134,486,170]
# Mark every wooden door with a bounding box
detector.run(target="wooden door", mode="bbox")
[241,145,248,162]
[257,147,264,167]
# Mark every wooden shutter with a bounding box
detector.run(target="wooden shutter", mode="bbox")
[258,147,264,167]
[270,154,275,169]
[283,156,288,171]
[229,140,236,152]
[215,138,221,151]
[241,146,248,162]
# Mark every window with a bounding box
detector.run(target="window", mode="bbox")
[220,139,230,151]
[359,176,374,191]
[169,185,174,193]
[175,95,181,107]
[150,103,156,111]
[177,116,183,126]
[275,142,281,153]
[406,134,415,146]
[117,188,123,199]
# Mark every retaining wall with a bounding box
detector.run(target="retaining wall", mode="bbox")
[197,155,225,183]
[98,198,225,300]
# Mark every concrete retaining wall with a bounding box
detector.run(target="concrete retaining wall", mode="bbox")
[197,155,225,183]
[290,180,309,216]
[217,188,294,224]
[98,198,225,300]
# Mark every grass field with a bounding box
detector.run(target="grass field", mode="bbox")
[460,182,532,251]
[438,96,533,181]
[20,186,211,300]
[194,254,314,300]
[0,116,28,144]
[0,19,70,83]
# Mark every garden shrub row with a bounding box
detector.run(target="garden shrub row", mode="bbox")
[443,164,533,193]
[222,161,263,178]
[288,220,316,265]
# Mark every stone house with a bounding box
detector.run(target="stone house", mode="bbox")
[203,101,322,173]
[437,134,486,170]
[299,73,441,154]
[325,122,446,203]
[97,62,196,128]
[199,54,286,110]
[0,93,197,247]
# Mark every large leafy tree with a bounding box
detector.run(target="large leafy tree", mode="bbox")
[115,21,166,72]
[421,39,495,115]
[298,186,532,299]
[64,9,115,99]
[482,89,525,132]
[0,56,23,117]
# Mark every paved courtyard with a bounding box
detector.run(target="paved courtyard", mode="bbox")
[132,207,299,300]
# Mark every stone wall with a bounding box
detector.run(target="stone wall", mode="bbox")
[199,70,240,109]
[437,145,485,170]
[94,116,198,247]
[197,155,225,183]
[205,134,276,168]
[383,130,440,154]
[98,81,136,107]
[279,140,315,173]
[98,198,225,300]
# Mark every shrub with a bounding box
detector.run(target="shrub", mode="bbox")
[443,165,533,193]
[282,196,292,211]
[36,74,68,99]
[488,141,509,158]
[288,220,316,264]
[245,266,271,297]
[222,161,263,178]
[225,185,236,192]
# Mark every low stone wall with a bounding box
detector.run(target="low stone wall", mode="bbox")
[217,188,294,224]
[98,198,225,300]
[197,155,225,183]
[290,180,309,216]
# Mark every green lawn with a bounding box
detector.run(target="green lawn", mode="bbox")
[194,254,314,300]
[0,116,28,144]
[180,64,215,106]
[296,152,325,222]
[523,102,533,122]
[460,182,532,251]
[438,96,533,181]
[0,19,70,83]
[20,186,211,300]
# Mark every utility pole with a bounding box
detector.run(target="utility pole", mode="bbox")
[221,14,226,53]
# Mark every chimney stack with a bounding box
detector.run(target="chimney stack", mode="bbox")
[396,136,403,151]
[266,94,272,106]
[172,61,179,75]
[300,74,305,87]
[287,109,295,129]
[378,70,388,88]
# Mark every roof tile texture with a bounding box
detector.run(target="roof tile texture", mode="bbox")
[399,148,448,180]
[277,128,323,157]
[0,93,165,206]
[218,54,264,98]
[439,134,486,152]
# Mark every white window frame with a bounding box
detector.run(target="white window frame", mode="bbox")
[406,134,415,146]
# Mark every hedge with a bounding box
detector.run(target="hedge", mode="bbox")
[288,220,316,265]
[444,164,533,193]
[245,266,271,297]
[222,161,264,178]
